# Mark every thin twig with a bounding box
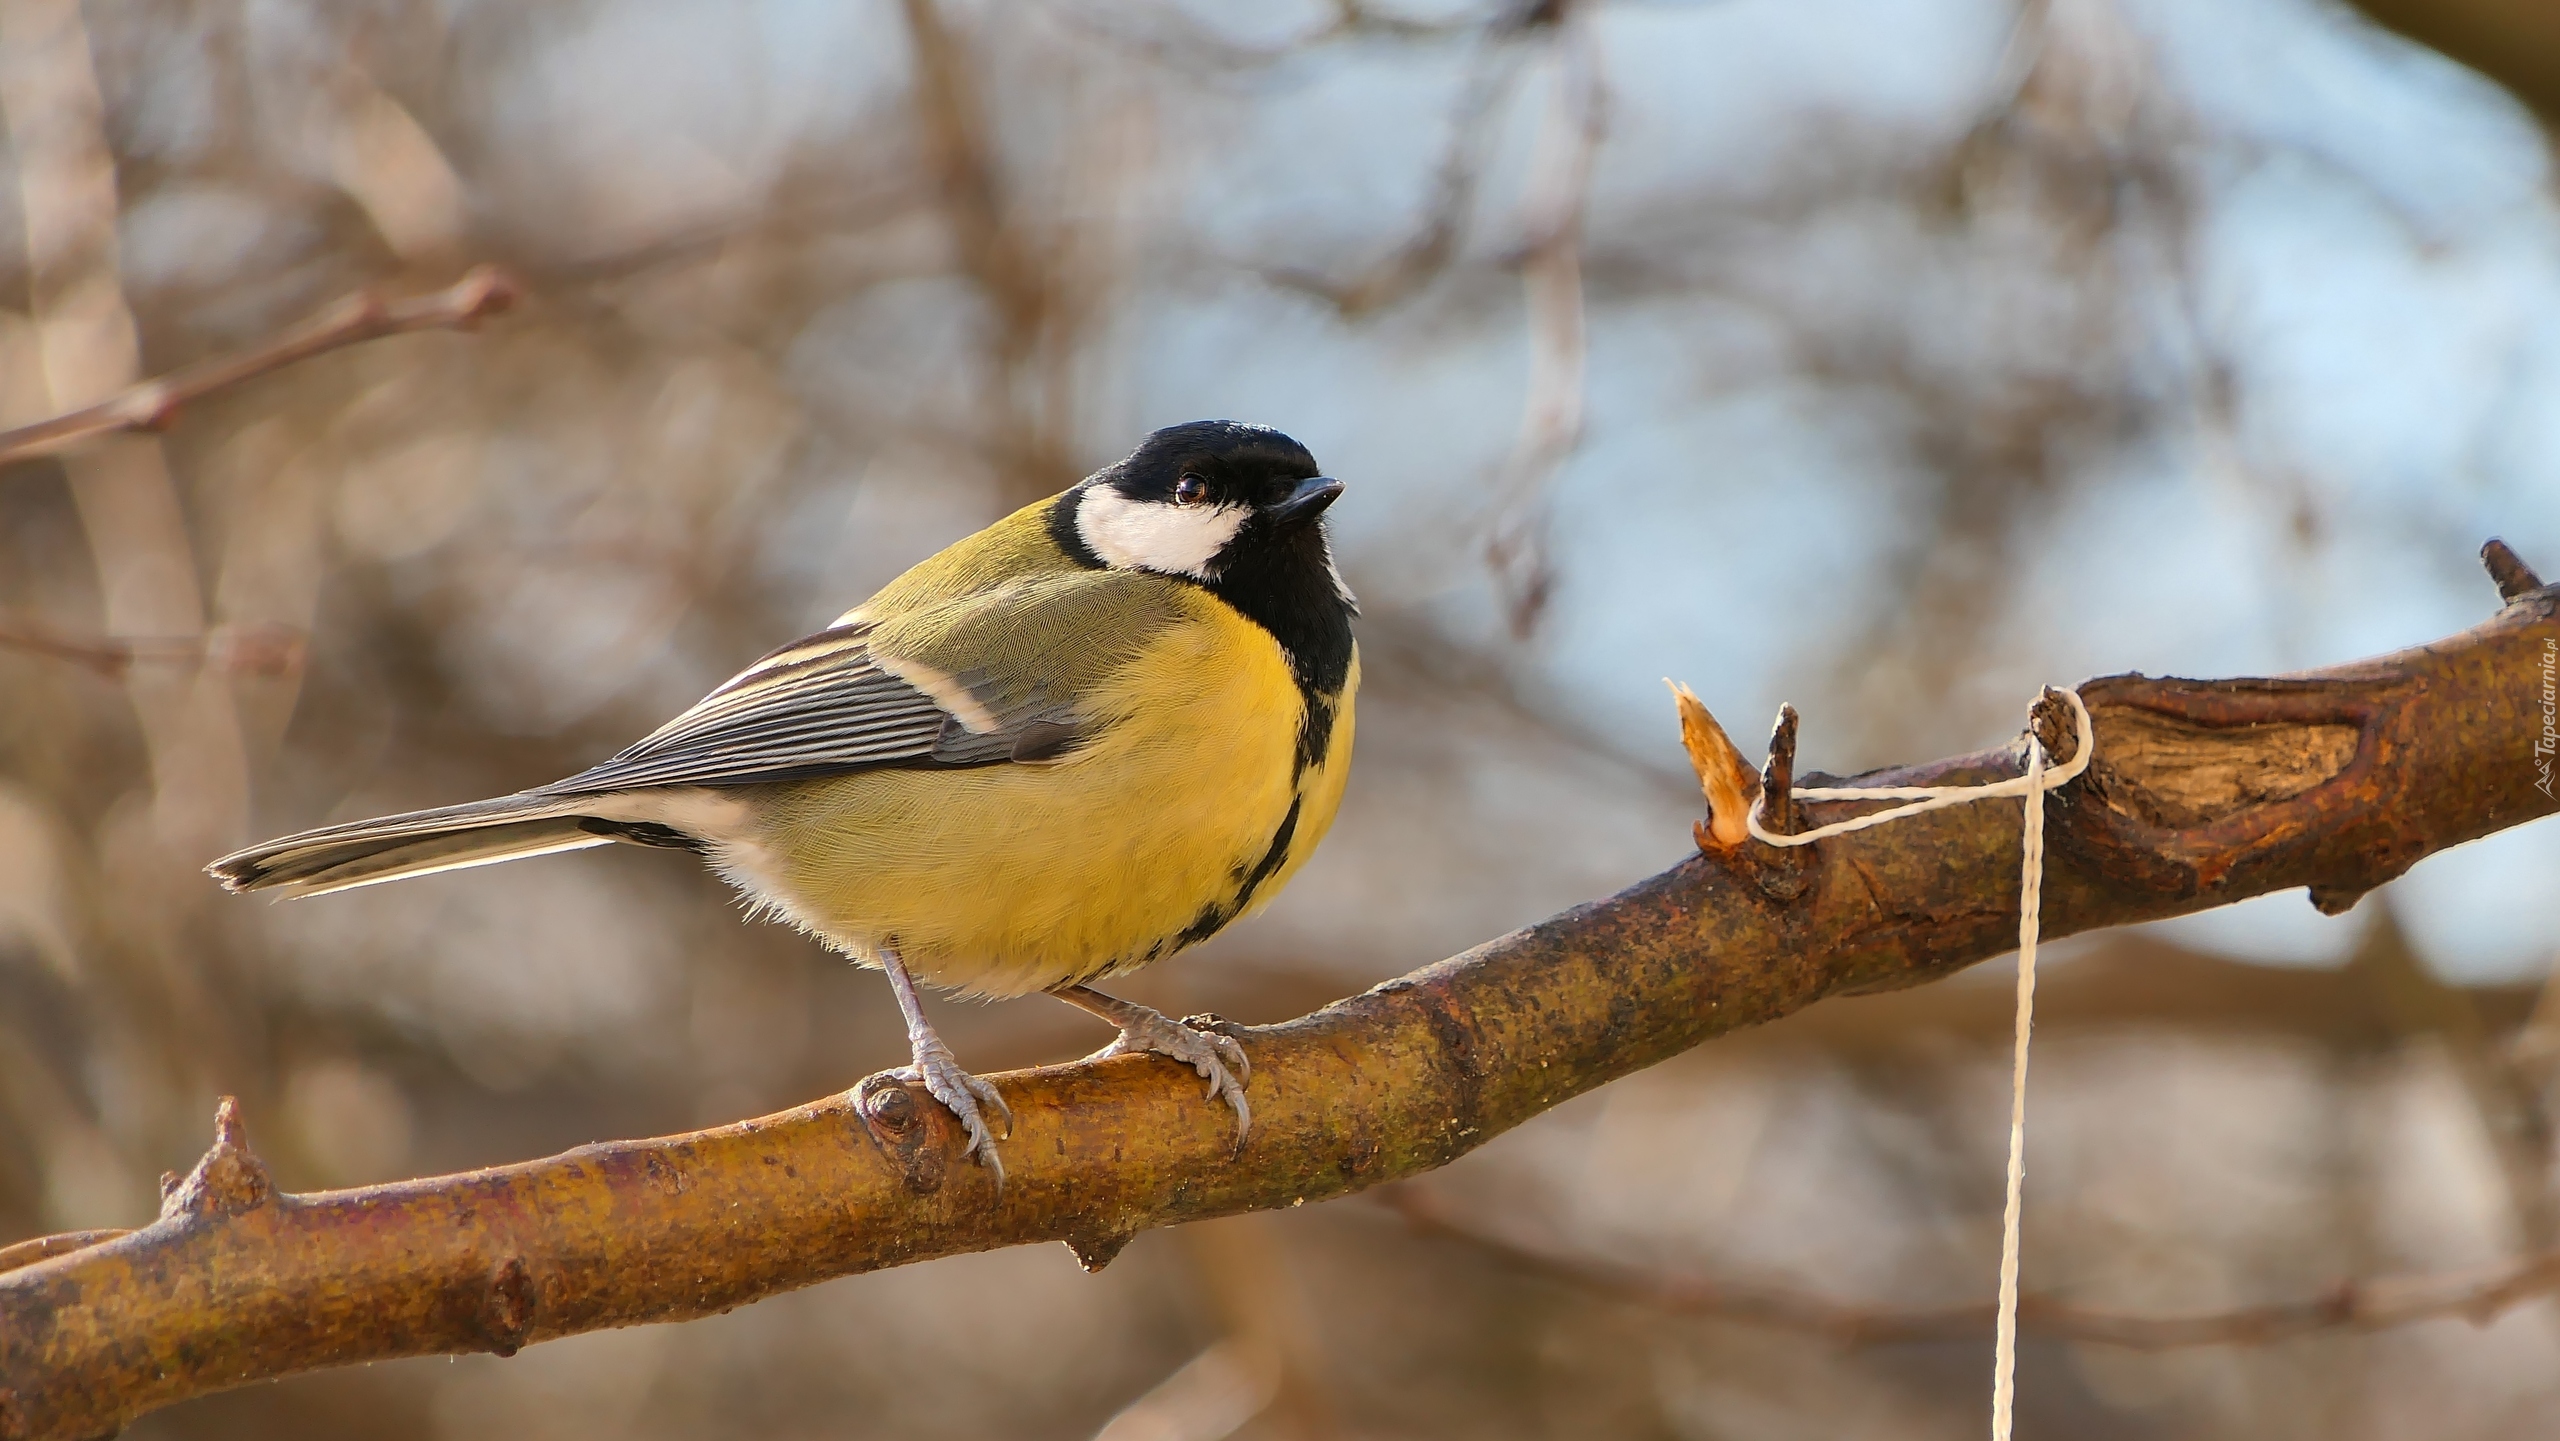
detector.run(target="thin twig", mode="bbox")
[0,266,520,471]
[0,1232,127,1278]
[899,0,1086,505]
[1034,0,1477,71]
[1483,2,1605,633]
[0,615,305,678]
[1377,1185,2560,1351]
[1264,28,1531,317]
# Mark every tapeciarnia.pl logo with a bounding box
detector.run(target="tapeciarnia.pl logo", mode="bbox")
[2539,636,2557,800]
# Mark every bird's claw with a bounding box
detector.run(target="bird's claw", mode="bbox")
[888,1045,1012,1186]
[1091,1010,1253,1143]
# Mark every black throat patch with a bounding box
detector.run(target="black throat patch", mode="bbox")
[1205,521,1355,777]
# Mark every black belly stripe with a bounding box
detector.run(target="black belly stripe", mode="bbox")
[1294,693,1337,782]
[1174,794,1304,949]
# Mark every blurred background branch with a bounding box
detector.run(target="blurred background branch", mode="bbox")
[0,614,303,678]
[2344,0,2560,130]
[1378,1182,2560,1350]
[0,266,517,470]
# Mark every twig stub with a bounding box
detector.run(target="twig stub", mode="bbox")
[158,1097,275,1221]
[1760,704,1801,837]
[2028,685,2080,769]
[2482,538,2545,604]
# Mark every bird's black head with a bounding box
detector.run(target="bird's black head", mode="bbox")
[1050,420,1357,702]
[1054,421,1345,584]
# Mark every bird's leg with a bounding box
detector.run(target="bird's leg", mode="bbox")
[871,946,1010,1181]
[1051,984,1251,1142]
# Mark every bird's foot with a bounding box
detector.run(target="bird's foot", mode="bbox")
[869,943,1010,1186]
[1091,1010,1252,1143]
[881,1037,1011,1185]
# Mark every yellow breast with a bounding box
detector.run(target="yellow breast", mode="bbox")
[737,589,1356,998]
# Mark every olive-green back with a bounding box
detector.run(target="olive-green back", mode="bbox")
[866,568,1192,736]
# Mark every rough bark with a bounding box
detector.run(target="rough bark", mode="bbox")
[0,549,2553,1441]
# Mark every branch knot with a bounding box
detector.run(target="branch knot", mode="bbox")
[855,1076,948,1195]
[479,1258,537,1357]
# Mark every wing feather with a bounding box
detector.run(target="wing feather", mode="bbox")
[537,572,1182,794]
[539,626,947,792]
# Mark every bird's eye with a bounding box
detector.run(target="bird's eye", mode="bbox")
[1173,474,1207,506]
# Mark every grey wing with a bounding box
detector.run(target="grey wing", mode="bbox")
[539,623,1074,795]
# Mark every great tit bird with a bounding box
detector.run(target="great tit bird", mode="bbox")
[210,421,1358,1181]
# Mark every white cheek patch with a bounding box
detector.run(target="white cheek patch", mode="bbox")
[1075,487,1251,579]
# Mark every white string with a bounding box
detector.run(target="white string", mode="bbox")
[1991,724,2046,1441]
[1746,687,2090,1441]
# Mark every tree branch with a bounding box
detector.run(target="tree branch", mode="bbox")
[1375,1184,2560,1351]
[1,547,2554,1438]
[0,266,520,472]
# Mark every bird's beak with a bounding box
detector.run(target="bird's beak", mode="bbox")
[1267,476,1344,526]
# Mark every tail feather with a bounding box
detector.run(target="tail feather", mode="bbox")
[210,794,614,899]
